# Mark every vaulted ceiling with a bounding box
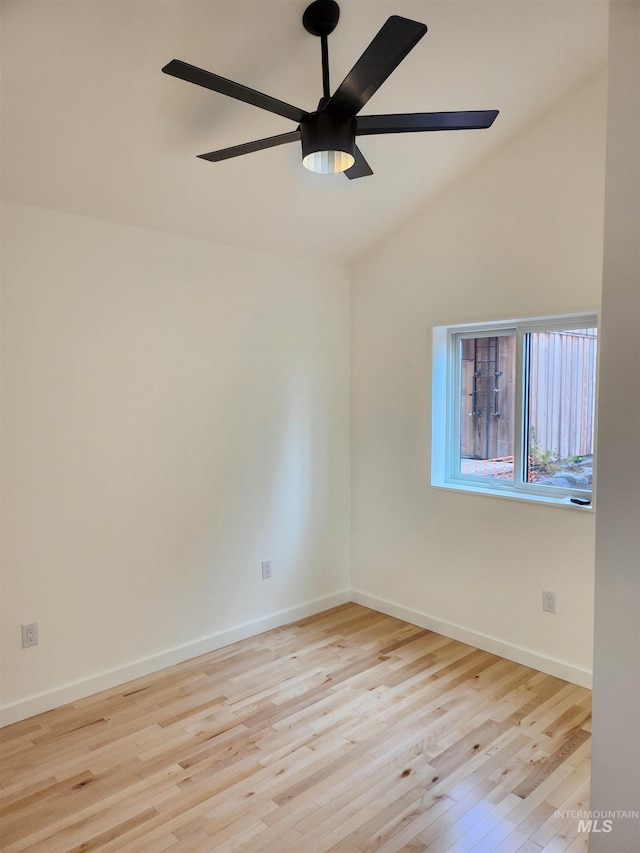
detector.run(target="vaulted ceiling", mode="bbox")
[1,1,608,265]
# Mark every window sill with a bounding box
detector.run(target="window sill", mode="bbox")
[431,480,594,511]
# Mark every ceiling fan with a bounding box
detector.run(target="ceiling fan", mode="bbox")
[162,0,499,179]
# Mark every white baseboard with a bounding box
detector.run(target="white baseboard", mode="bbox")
[0,590,351,727]
[1,587,592,727]
[351,589,593,689]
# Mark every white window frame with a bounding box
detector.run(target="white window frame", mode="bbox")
[431,313,598,509]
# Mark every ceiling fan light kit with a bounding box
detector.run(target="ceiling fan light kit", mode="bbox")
[162,0,499,179]
[301,111,356,174]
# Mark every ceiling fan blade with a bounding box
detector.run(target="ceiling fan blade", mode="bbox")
[356,110,499,135]
[344,146,374,180]
[324,16,427,119]
[163,59,307,123]
[198,130,301,162]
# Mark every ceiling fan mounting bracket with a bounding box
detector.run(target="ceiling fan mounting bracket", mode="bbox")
[303,0,340,38]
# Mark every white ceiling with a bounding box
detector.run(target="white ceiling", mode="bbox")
[1,0,608,265]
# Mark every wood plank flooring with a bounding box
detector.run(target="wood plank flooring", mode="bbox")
[0,604,591,852]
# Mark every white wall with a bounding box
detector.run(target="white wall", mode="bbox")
[0,203,351,724]
[0,54,613,728]
[350,72,607,685]
[590,1,640,848]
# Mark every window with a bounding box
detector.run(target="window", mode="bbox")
[432,314,597,506]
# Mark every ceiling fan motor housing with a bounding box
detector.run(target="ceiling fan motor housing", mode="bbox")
[300,111,356,163]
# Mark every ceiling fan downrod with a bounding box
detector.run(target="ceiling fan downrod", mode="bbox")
[303,0,340,100]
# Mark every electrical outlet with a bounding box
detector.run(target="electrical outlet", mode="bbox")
[261,560,272,580]
[542,590,557,614]
[21,622,39,647]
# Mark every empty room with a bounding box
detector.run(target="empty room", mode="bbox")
[1,1,638,851]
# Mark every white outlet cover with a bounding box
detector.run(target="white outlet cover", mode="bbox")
[21,622,39,647]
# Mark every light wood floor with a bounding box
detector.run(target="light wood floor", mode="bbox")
[0,604,591,852]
